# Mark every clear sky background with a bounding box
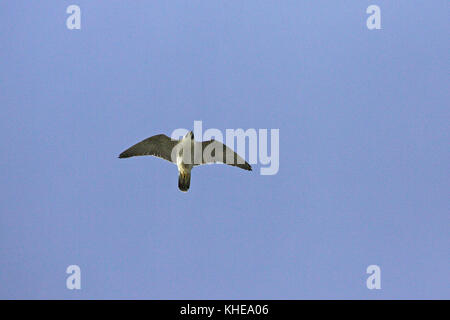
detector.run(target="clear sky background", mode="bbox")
[0,1,448,299]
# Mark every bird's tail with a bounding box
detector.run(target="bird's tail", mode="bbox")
[178,172,191,192]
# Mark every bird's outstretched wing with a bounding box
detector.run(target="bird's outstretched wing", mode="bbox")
[118,134,179,163]
[198,140,252,171]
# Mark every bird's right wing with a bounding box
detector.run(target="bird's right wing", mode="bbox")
[118,134,179,163]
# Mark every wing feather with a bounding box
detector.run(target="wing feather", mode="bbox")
[198,140,252,171]
[118,134,179,163]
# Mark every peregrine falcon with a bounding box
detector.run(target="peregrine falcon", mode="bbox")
[118,131,252,192]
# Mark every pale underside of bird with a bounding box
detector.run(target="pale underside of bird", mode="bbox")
[118,131,252,192]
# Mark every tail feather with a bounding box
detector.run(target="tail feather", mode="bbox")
[178,172,191,192]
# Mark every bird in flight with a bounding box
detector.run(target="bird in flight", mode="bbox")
[118,131,252,192]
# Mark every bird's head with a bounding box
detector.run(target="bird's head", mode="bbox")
[184,131,194,140]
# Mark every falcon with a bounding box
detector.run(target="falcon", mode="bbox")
[118,131,252,192]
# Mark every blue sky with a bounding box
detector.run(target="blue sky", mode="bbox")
[0,1,448,299]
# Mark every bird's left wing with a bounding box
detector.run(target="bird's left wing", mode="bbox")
[197,140,252,171]
[118,134,179,163]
